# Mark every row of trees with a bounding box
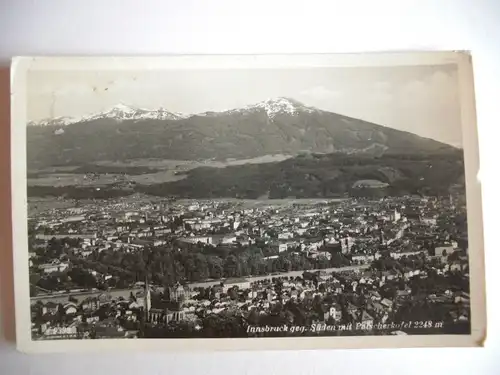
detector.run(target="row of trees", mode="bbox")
[31,236,353,292]
[91,243,351,288]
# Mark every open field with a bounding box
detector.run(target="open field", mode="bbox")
[28,198,78,216]
[27,170,187,187]
[94,154,292,168]
[27,155,293,187]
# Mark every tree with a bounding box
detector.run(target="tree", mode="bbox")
[275,279,284,300]
[208,257,224,279]
[56,303,66,323]
[30,284,38,297]
[67,267,98,289]
[30,273,41,285]
[223,255,241,278]
[318,283,326,293]
[47,237,64,258]
[317,256,330,269]
[228,287,238,301]
[247,308,260,325]
[447,251,460,262]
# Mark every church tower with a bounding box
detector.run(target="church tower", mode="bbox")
[393,208,401,222]
[379,229,386,246]
[144,275,151,323]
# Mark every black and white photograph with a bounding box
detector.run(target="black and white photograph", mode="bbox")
[10,53,486,351]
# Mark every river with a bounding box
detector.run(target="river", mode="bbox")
[30,264,370,305]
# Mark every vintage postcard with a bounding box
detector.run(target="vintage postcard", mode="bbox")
[10,53,486,352]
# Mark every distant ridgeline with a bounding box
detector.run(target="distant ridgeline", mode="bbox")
[27,98,465,200]
[27,151,465,200]
[27,98,456,168]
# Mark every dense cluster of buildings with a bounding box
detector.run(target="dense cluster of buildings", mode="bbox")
[28,193,470,339]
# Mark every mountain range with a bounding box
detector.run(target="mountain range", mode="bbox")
[28,98,318,127]
[28,103,188,127]
[27,97,457,169]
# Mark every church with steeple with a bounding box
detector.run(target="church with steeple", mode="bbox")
[378,227,388,251]
[142,276,191,327]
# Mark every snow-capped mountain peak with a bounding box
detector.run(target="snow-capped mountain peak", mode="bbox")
[101,103,139,115]
[29,103,189,126]
[153,107,189,120]
[90,103,148,121]
[110,103,136,112]
[252,97,316,118]
[224,97,317,119]
[202,97,319,119]
[27,116,80,127]
[96,103,190,121]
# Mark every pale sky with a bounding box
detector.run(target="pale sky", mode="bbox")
[27,64,462,147]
